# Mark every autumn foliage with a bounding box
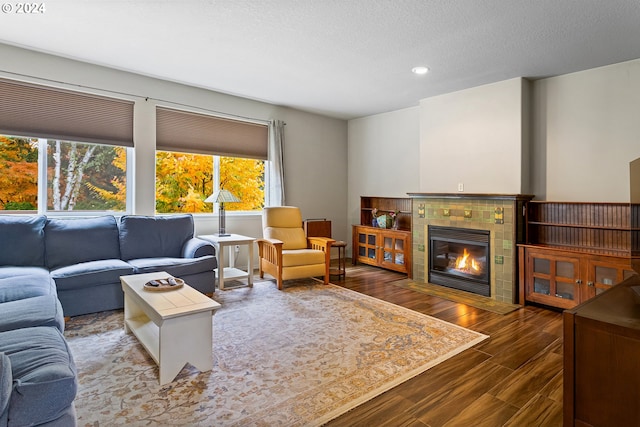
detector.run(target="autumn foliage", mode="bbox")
[0,136,38,210]
[155,151,264,213]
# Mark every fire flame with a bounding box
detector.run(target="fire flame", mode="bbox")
[455,248,481,273]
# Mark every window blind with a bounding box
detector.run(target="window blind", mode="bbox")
[156,107,268,159]
[0,78,134,147]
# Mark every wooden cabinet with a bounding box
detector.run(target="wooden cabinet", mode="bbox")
[519,245,635,309]
[359,196,412,231]
[352,225,412,276]
[518,201,638,309]
[353,196,413,277]
[563,273,640,427]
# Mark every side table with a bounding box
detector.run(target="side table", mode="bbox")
[198,234,255,290]
[330,240,347,278]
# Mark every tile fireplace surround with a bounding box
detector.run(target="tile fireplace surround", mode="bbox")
[409,193,533,304]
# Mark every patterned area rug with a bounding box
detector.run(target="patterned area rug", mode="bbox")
[390,279,521,315]
[65,279,488,426]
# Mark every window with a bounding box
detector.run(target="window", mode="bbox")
[0,78,134,214]
[155,150,264,214]
[154,106,268,215]
[0,135,129,213]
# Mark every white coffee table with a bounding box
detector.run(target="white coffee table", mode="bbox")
[120,272,221,385]
[199,234,256,290]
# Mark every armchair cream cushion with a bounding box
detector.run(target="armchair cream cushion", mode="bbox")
[257,206,334,289]
[262,206,308,250]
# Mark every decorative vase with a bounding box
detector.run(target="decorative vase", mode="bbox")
[376,215,392,229]
[372,217,378,227]
[392,217,399,230]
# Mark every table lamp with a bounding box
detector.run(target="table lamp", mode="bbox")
[205,189,240,236]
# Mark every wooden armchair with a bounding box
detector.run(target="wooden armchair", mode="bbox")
[257,206,334,290]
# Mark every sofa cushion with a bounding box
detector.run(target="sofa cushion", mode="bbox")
[0,267,55,303]
[0,353,10,427]
[119,214,194,260]
[45,216,121,270]
[127,255,217,278]
[0,215,46,267]
[0,295,65,333]
[0,327,76,427]
[50,259,134,292]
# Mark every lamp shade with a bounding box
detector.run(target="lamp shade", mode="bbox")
[205,189,241,237]
[205,189,241,204]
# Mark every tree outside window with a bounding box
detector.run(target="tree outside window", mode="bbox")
[0,135,38,210]
[47,141,126,211]
[155,151,265,214]
[0,135,128,212]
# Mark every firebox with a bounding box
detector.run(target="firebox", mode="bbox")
[428,226,490,296]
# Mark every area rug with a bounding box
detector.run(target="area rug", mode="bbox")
[64,279,488,426]
[390,279,521,314]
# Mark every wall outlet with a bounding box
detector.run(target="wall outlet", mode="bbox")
[235,245,240,252]
[457,182,464,192]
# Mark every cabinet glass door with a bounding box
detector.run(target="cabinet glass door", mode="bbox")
[533,258,551,296]
[356,229,378,264]
[527,250,580,309]
[555,261,576,301]
[380,233,407,271]
[590,262,636,297]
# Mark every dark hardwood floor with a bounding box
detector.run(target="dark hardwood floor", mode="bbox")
[325,264,563,427]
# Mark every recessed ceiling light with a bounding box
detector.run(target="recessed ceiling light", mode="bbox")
[412,66,429,75]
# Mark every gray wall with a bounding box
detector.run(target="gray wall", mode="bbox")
[419,77,529,195]
[347,107,420,242]
[531,59,640,201]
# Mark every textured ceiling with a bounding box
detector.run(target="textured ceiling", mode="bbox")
[1,0,640,119]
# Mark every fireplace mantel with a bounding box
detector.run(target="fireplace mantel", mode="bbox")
[408,193,534,201]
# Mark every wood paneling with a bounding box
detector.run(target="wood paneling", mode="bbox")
[527,201,632,255]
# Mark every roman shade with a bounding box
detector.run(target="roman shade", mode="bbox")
[0,78,134,147]
[156,106,268,159]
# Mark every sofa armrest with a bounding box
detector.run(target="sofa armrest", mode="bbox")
[182,237,216,258]
[0,352,11,427]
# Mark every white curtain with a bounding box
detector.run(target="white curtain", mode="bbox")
[266,119,285,206]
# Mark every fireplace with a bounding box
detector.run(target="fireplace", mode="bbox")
[428,225,490,296]
[410,193,532,303]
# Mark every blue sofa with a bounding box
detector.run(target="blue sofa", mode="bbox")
[0,213,217,426]
[49,214,217,317]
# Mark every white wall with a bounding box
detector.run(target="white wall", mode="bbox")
[531,59,640,201]
[419,78,528,194]
[347,107,420,234]
[0,43,348,266]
